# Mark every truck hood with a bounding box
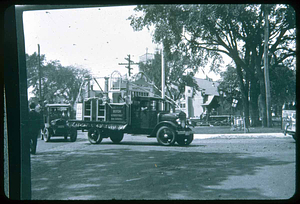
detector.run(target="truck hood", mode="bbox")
[160,111,186,122]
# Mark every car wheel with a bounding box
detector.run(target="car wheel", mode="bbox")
[88,128,102,144]
[156,126,176,146]
[69,129,77,142]
[110,131,124,144]
[44,128,51,142]
[176,134,194,146]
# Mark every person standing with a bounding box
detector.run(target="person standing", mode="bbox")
[28,102,43,154]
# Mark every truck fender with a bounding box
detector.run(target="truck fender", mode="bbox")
[150,121,178,137]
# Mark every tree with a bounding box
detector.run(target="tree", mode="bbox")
[218,65,242,114]
[26,52,46,89]
[26,53,91,108]
[139,50,199,103]
[129,4,296,127]
[269,65,296,115]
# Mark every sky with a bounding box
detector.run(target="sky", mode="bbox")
[23,5,223,82]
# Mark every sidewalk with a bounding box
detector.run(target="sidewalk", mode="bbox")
[194,132,289,139]
[191,126,291,139]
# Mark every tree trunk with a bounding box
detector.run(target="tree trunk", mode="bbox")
[242,94,250,128]
[258,81,267,127]
[235,64,250,128]
[249,79,260,127]
[254,54,267,127]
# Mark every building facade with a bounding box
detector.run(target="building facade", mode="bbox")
[177,78,220,118]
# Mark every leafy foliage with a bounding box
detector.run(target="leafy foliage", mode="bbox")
[139,50,199,102]
[129,4,296,127]
[26,53,91,107]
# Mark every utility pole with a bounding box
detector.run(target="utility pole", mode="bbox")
[161,44,165,110]
[264,5,272,127]
[38,44,42,104]
[118,54,139,77]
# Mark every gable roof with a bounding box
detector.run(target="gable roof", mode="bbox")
[194,78,219,96]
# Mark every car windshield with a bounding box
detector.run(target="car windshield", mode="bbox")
[49,107,70,118]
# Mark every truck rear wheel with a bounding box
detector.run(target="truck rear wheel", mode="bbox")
[156,126,176,146]
[88,128,102,144]
[110,132,124,144]
[176,134,194,146]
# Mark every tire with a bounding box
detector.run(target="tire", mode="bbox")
[156,126,176,146]
[69,129,77,142]
[284,124,289,136]
[44,128,51,142]
[176,134,194,146]
[88,128,102,144]
[41,129,44,140]
[110,131,124,144]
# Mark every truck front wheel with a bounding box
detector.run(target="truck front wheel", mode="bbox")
[156,126,176,146]
[88,128,102,144]
[110,132,124,144]
[69,129,77,142]
[176,134,194,146]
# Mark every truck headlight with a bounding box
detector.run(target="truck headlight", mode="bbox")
[181,121,186,128]
[176,118,186,128]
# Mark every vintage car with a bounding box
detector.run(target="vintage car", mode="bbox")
[284,113,296,140]
[42,104,77,142]
[282,102,296,140]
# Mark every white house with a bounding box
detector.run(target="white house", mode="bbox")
[177,78,220,118]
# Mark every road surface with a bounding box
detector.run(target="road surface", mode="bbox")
[30,131,296,200]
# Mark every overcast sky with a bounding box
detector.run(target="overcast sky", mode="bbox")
[23,5,222,81]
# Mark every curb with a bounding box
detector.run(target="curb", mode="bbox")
[194,132,291,139]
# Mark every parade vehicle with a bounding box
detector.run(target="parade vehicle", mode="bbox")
[282,102,296,140]
[42,104,77,142]
[67,71,194,146]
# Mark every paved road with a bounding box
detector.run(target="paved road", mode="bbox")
[31,131,296,200]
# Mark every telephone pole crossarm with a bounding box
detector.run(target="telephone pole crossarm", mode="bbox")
[118,54,139,76]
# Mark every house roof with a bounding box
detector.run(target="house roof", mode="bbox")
[194,78,219,96]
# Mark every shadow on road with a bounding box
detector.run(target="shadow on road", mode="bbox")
[82,141,206,148]
[31,147,294,200]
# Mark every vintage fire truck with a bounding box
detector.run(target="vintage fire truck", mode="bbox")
[67,71,194,146]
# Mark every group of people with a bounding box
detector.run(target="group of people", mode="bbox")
[28,102,44,154]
